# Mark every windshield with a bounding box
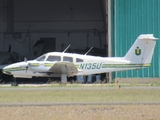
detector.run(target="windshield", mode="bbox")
[35,54,46,61]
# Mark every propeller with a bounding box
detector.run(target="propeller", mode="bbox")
[24,57,29,73]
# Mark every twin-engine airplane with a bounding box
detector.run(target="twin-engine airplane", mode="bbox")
[2,34,158,84]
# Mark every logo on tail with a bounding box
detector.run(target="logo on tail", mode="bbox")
[135,47,141,55]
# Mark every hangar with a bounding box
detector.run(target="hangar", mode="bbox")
[0,0,159,83]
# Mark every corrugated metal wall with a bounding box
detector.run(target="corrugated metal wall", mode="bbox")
[114,0,160,78]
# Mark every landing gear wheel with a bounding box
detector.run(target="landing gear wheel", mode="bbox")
[11,78,18,86]
[11,82,18,86]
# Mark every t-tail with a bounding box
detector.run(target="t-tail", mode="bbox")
[123,34,158,66]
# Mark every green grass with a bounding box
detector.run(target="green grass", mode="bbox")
[0,88,160,103]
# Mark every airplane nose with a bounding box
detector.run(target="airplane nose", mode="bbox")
[2,62,26,75]
[2,66,12,75]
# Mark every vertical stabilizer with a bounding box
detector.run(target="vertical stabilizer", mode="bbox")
[124,34,158,64]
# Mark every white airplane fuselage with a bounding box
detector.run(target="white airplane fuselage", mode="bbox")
[2,52,148,78]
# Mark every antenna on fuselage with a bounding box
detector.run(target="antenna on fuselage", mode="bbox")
[85,47,93,55]
[63,44,71,53]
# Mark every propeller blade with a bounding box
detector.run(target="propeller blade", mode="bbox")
[26,65,28,73]
[24,57,28,72]
[24,57,27,63]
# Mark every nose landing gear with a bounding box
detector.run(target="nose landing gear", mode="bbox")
[11,78,18,86]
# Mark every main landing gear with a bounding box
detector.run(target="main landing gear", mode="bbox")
[61,74,67,83]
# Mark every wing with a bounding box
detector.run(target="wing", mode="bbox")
[48,62,79,76]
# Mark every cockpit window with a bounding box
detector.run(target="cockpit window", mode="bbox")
[46,56,61,62]
[76,58,83,62]
[36,55,46,61]
[63,56,73,62]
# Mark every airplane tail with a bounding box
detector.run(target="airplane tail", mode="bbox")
[124,34,158,64]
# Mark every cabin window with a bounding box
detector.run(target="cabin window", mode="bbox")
[76,58,83,62]
[36,55,46,61]
[46,56,61,62]
[63,56,73,62]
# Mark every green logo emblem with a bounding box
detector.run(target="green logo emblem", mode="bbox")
[135,47,141,55]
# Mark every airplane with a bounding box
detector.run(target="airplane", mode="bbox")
[2,34,158,85]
